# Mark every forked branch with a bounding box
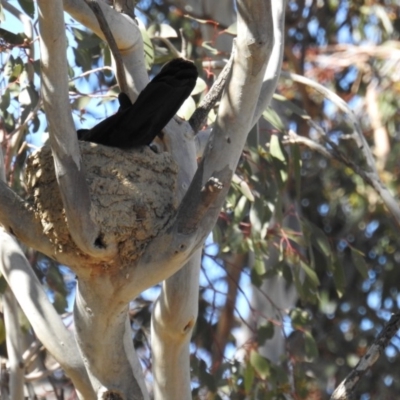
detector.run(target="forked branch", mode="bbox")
[135,0,278,287]
[38,0,116,259]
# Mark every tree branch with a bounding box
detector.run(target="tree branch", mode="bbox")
[174,0,274,236]
[282,129,332,159]
[83,0,129,94]
[0,181,55,257]
[74,280,147,399]
[63,0,149,98]
[135,0,276,287]
[0,139,90,395]
[151,250,202,400]
[0,145,54,258]
[2,1,35,81]
[189,46,235,133]
[3,288,24,400]
[0,230,95,398]
[331,312,400,400]
[282,71,400,228]
[212,252,245,370]
[251,0,286,125]
[38,0,116,259]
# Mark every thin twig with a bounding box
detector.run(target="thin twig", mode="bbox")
[282,129,332,159]
[179,28,187,59]
[152,36,182,58]
[189,43,236,133]
[282,70,400,228]
[68,65,113,82]
[84,0,129,94]
[331,312,400,400]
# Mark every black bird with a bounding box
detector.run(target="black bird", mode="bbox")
[77,58,198,148]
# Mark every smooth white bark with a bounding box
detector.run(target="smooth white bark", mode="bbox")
[74,278,148,399]
[0,231,94,398]
[252,0,286,125]
[151,243,202,400]
[38,0,117,259]
[0,143,93,397]
[63,0,149,98]
[3,288,24,400]
[136,0,275,281]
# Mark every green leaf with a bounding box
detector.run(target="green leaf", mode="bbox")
[0,89,10,112]
[18,0,35,18]
[244,363,255,394]
[351,248,369,279]
[53,292,68,313]
[251,267,263,288]
[202,41,219,56]
[269,134,286,162]
[224,22,237,36]
[331,256,346,297]
[0,28,25,45]
[72,96,92,111]
[3,109,15,132]
[273,93,310,120]
[283,227,307,247]
[300,260,320,287]
[177,96,196,120]
[258,322,275,345]
[5,56,24,83]
[303,219,331,257]
[73,47,91,71]
[185,15,214,24]
[304,331,319,359]
[32,114,40,133]
[72,28,101,49]
[249,197,264,235]
[253,257,266,276]
[102,45,112,74]
[282,262,293,285]
[290,308,311,328]
[158,23,178,38]
[148,23,178,38]
[234,195,248,223]
[232,174,254,202]
[191,77,207,95]
[19,84,38,128]
[263,107,285,132]
[293,265,304,300]
[250,350,270,380]
[375,4,393,34]
[139,23,154,69]
[292,143,302,202]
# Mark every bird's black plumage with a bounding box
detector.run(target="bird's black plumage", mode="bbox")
[77,58,198,148]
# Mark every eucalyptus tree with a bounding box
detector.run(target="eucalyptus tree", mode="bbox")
[0,0,285,398]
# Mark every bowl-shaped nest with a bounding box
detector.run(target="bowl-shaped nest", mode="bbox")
[25,142,178,267]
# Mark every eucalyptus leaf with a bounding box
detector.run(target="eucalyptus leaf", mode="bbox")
[250,350,270,380]
[18,0,35,18]
[351,248,369,279]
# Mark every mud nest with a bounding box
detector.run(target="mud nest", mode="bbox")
[25,142,178,266]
